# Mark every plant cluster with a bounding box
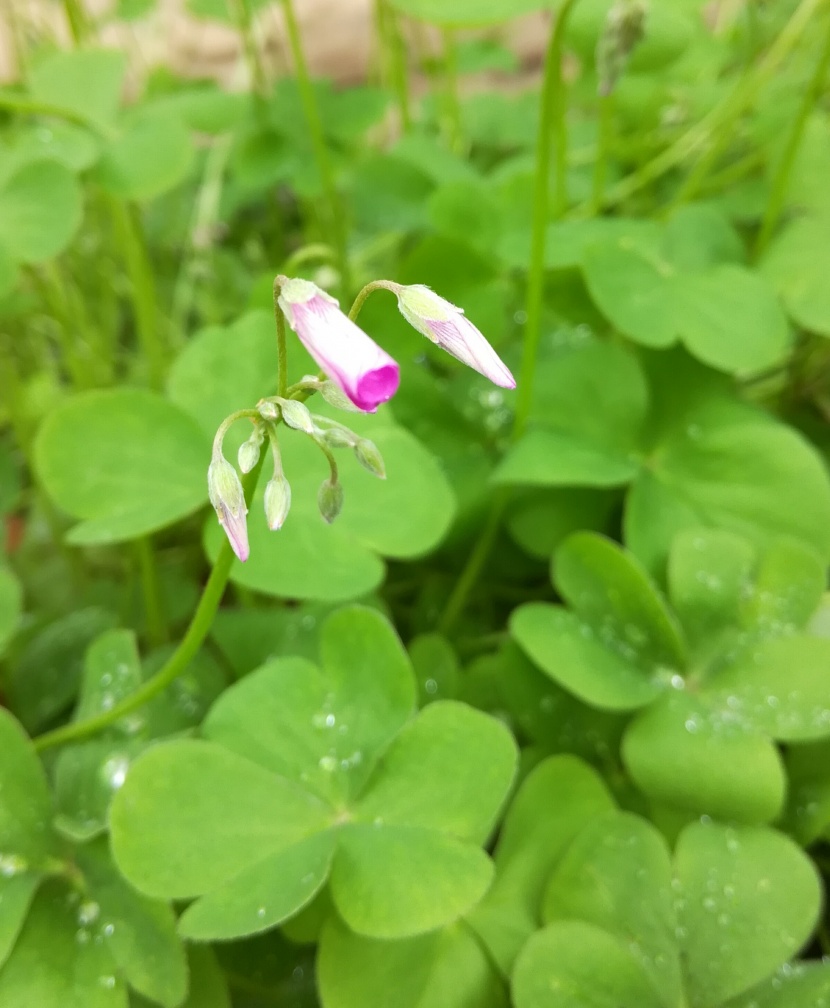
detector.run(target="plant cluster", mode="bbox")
[1,0,830,1006]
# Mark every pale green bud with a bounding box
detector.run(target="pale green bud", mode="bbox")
[322,426,357,448]
[257,399,279,420]
[318,478,344,524]
[279,398,316,434]
[207,456,249,561]
[354,438,386,479]
[597,0,647,96]
[264,475,292,530]
[238,427,265,474]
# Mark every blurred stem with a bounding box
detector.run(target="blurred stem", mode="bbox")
[135,536,167,647]
[35,265,90,390]
[441,27,463,153]
[231,0,267,96]
[108,198,164,390]
[591,92,613,214]
[754,13,830,257]
[583,0,825,212]
[379,0,412,132]
[514,0,579,440]
[61,0,88,44]
[280,0,352,299]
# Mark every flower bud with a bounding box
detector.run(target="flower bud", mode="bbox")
[207,456,249,561]
[320,380,361,413]
[278,398,316,435]
[393,284,515,389]
[322,427,356,448]
[264,474,292,530]
[238,427,264,474]
[354,438,386,479]
[597,0,646,96]
[318,478,344,524]
[257,399,279,420]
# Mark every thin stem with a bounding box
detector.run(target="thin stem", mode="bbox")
[514,0,579,440]
[273,278,289,397]
[231,0,267,96]
[441,27,463,153]
[135,536,167,647]
[62,0,88,45]
[280,0,352,298]
[108,198,165,389]
[378,0,412,132]
[438,492,507,634]
[754,13,830,257]
[281,242,335,276]
[348,278,397,320]
[581,0,825,213]
[0,94,110,137]
[591,92,613,215]
[34,454,266,754]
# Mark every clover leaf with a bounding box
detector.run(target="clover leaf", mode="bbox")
[110,606,517,942]
[495,341,830,573]
[511,529,830,822]
[513,814,821,1008]
[0,709,187,1008]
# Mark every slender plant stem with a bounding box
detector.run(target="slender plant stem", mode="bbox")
[108,198,164,389]
[754,14,830,257]
[515,0,578,440]
[591,93,613,215]
[33,455,266,753]
[0,94,110,137]
[347,278,397,320]
[231,0,267,96]
[439,1,579,635]
[35,265,90,390]
[580,0,826,213]
[136,536,168,647]
[62,0,88,44]
[438,492,508,634]
[280,0,352,298]
[441,27,463,153]
[273,279,289,397]
[379,0,412,132]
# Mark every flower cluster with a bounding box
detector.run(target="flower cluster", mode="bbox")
[208,277,515,561]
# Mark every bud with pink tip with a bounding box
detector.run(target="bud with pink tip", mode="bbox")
[207,456,249,561]
[278,278,400,413]
[393,284,516,389]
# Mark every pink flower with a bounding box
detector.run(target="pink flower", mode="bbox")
[278,278,400,412]
[207,456,249,561]
[393,284,516,389]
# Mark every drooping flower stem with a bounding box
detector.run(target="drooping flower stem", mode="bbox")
[754,11,830,258]
[280,0,352,298]
[514,0,579,439]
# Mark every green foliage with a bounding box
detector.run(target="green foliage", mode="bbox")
[2,2,830,1005]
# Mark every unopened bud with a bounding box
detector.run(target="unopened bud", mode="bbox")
[597,0,647,96]
[264,475,292,530]
[238,427,265,474]
[320,380,361,413]
[354,438,386,479]
[279,398,316,434]
[257,399,279,420]
[208,456,249,561]
[322,426,357,448]
[318,478,344,524]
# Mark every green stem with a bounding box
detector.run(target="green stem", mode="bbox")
[108,199,164,389]
[280,0,352,298]
[441,27,463,153]
[273,278,289,397]
[35,265,90,390]
[281,242,336,275]
[33,455,266,754]
[591,92,613,215]
[438,492,508,634]
[380,0,412,131]
[136,536,168,647]
[62,0,88,44]
[514,0,579,440]
[0,94,110,137]
[347,278,397,320]
[581,0,825,213]
[754,14,830,257]
[231,0,267,96]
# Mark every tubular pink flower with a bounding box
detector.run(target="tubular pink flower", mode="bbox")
[394,284,516,389]
[207,456,249,562]
[278,278,400,412]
